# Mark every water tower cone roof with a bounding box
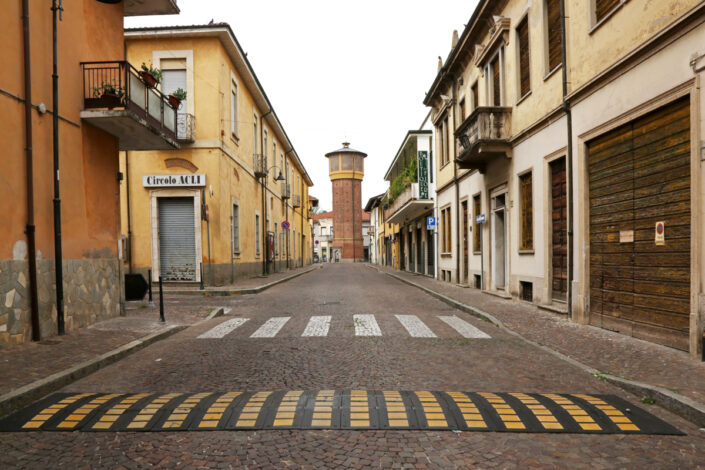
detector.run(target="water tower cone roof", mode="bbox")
[325,141,367,158]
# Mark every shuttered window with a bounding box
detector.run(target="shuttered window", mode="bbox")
[595,0,620,23]
[255,213,261,256]
[232,203,240,253]
[546,0,562,71]
[517,17,531,97]
[441,207,451,253]
[491,56,501,106]
[473,194,481,252]
[471,82,479,110]
[519,172,533,250]
[230,89,237,136]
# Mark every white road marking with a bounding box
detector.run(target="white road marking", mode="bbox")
[223,308,232,315]
[302,316,331,337]
[354,314,382,336]
[438,315,491,339]
[197,318,248,339]
[395,315,437,338]
[250,317,291,338]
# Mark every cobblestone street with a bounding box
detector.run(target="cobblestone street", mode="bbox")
[1,264,703,469]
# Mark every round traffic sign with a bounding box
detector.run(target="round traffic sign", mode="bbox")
[656,222,664,234]
[282,221,290,230]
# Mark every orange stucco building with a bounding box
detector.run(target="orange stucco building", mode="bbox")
[0,0,179,346]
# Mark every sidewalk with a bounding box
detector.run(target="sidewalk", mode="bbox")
[373,264,705,426]
[163,264,319,295]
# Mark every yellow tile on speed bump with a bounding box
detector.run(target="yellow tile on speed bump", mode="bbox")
[199,420,220,428]
[350,420,369,427]
[235,420,256,427]
[388,419,408,427]
[427,420,447,427]
[580,423,602,431]
[504,422,526,429]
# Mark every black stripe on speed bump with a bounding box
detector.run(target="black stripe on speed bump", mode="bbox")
[0,391,684,435]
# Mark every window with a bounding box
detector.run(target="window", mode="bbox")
[441,207,451,253]
[519,172,533,250]
[517,16,531,98]
[595,0,621,24]
[471,82,479,110]
[232,203,240,253]
[253,116,258,169]
[272,142,277,180]
[230,84,238,137]
[489,53,502,106]
[263,129,268,161]
[546,0,562,72]
[321,227,327,236]
[458,98,466,122]
[274,223,278,255]
[473,194,481,252]
[438,116,450,167]
[255,213,261,256]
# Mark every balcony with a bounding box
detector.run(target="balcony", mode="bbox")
[124,0,180,17]
[80,61,179,150]
[176,113,195,142]
[292,194,301,208]
[254,154,267,178]
[454,106,512,172]
[384,183,434,225]
[281,182,291,200]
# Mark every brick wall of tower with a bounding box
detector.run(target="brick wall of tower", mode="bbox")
[332,178,363,261]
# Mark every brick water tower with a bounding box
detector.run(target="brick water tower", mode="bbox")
[325,142,366,262]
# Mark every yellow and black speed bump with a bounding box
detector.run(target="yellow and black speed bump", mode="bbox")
[0,391,683,435]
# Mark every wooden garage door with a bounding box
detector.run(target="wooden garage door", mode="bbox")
[588,97,690,350]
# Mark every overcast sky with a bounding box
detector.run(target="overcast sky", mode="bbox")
[126,0,479,211]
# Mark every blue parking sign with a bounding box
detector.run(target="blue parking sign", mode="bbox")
[426,217,436,230]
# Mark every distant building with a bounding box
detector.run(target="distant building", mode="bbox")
[313,209,370,262]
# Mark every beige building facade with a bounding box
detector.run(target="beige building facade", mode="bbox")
[426,0,705,357]
[121,24,313,286]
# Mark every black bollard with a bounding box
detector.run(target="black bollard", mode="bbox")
[148,269,154,307]
[200,263,204,290]
[158,275,165,323]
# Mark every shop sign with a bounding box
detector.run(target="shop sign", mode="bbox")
[418,150,429,199]
[143,174,206,187]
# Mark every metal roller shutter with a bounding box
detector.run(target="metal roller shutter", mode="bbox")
[588,97,690,350]
[159,197,197,281]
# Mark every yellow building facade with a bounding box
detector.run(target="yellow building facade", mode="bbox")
[121,24,313,285]
[0,0,178,346]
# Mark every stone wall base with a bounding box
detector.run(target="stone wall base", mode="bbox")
[0,258,120,348]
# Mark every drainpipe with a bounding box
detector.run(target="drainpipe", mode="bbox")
[22,0,41,342]
[51,0,65,336]
[125,151,133,273]
[259,109,272,276]
[285,148,295,269]
[560,0,574,315]
[451,78,460,284]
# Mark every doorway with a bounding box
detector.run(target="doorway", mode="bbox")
[491,189,507,291]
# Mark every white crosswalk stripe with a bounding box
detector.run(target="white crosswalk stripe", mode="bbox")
[197,318,248,339]
[353,314,382,336]
[395,314,437,337]
[250,317,291,338]
[302,316,332,337]
[438,315,491,338]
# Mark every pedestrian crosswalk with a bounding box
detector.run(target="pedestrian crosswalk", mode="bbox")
[197,314,491,340]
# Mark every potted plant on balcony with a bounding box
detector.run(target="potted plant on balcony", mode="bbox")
[93,82,125,109]
[139,63,162,88]
[168,88,187,109]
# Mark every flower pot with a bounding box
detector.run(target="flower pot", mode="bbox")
[139,70,157,88]
[168,94,182,109]
[101,92,122,109]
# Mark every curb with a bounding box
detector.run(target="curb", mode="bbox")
[0,325,187,418]
[381,268,705,428]
[165,266,320,297]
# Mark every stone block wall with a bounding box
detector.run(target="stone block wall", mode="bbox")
[0,258,120,347]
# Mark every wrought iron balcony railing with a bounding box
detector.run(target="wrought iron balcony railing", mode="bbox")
[81,61,178,143]
[176,113,195,142]
[281,182,291,199]
[254,154,267,178]
[292,194,301,208]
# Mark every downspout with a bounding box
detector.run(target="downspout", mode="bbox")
[126,151,133,273]
[560,0,574,315]
[260,109,272,276]
[285,148,295,269]
[22,0,41,342]
[51,0,65,335]
[451,78,460,284]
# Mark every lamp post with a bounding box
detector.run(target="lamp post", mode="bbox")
[259,164,286,276]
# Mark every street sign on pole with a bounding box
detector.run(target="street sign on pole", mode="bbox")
[282,221,290,230]
[476,214,486,224]
[426,216,436,230]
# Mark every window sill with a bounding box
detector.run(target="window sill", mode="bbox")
[543,64,562,82]
[230,133,239,146]
[589,0,629,35]
[518,249,535,255]
[515,90,532,106]
[440,253,452,258]
[473,251,481,255]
